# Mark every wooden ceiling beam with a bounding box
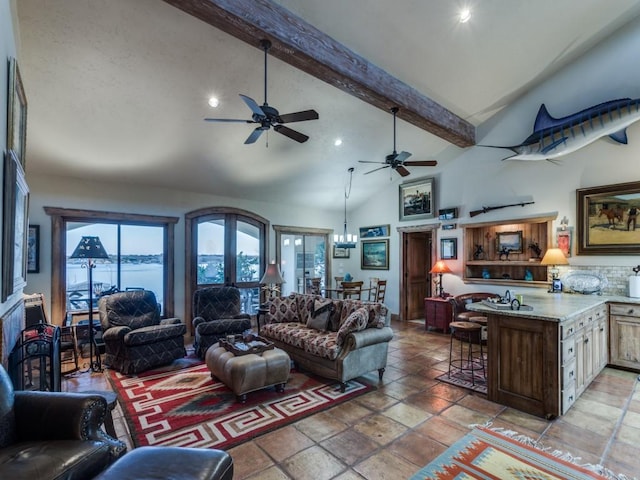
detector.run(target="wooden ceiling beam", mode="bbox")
[162,0,476,147]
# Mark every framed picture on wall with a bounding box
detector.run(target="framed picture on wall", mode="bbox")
[399,177,435,221]
[496,231,523,253]
[28,225,40,273]
[7,57,27,170]
[557,227,573,257]
[440,238,457,260]
[332,246,350,258]
[361,239,389,270]
[2,150,29,301]
[576,181,640,255]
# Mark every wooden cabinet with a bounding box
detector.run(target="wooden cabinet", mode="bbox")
[487,303,607,418]
[609,303,640,370]
[461,214,556,288]
[424,297,452,332]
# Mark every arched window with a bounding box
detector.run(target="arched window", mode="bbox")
[185,207,268,331]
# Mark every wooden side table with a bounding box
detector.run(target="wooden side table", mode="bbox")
[424,297,453,333]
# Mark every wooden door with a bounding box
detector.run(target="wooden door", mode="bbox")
[403,231,432,320]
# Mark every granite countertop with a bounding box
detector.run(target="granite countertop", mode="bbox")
[466,293,640,322]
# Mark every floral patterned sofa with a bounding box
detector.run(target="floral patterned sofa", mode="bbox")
[260,293,393,391]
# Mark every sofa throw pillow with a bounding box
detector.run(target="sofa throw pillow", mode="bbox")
[336,307,369,346]
[307,298,334,331]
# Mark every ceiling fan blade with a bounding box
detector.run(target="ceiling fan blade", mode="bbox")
[364,165,390,175]
[273,125,309,143]
[239,94,265,118]
[395,165,411,177]
[358,160,386,164]
[204,118,253,123]
[395,151,412,163]
[403,160,438,167]
[244,127,265,144]
[277,109,319,123]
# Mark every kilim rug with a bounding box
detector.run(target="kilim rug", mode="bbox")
[435,367,487,395]
[410,426,635,480]
[106,360,373,451]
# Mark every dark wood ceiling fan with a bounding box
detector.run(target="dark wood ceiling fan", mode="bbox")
[204,39,319,144]
[359,107,437,176]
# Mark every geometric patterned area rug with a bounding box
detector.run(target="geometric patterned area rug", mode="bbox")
[435,367,487,395]
[106,360,373,451]
[410,426,635,480]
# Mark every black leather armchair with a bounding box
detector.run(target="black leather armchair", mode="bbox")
[0,364,126,479]
[98,290,186,374]
[192,287,252,358]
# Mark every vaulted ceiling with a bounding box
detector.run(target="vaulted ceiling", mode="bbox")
[15,0,640,210]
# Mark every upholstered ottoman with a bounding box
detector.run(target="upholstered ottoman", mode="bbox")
[94,446,233,480]
[205,344,290,402]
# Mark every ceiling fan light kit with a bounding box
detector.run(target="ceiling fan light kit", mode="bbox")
[359,107,437,176]
[204,39,319,144]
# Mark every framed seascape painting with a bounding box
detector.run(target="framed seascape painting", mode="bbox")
[577,181,640,255]
[361,239,389,270]
[399,177,435,221]
[359,224,390,238]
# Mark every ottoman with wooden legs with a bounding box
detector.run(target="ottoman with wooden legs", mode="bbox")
[205,344,290,403]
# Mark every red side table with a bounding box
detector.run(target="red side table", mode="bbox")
[424,297,453,333]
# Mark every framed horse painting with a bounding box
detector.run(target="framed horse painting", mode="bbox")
[576,181,640,255]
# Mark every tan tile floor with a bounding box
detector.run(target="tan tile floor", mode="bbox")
[64,319,640,479]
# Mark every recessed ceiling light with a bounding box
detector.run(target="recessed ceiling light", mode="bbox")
[208,97,220,108]
[459,8,471,23]
[334,138,343,146]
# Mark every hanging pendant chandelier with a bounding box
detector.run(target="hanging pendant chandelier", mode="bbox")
[334,167,358,249]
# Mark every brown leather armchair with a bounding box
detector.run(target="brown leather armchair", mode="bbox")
[450,292,501,322]
[0,364,126,479]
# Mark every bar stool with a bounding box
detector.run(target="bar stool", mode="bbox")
[448,321,485,385]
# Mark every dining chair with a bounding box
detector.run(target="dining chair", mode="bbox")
[340,281,363,300]
[375,279,387,302]
[367,277,379,301]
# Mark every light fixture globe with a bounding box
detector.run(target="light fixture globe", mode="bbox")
[334,167,358,249]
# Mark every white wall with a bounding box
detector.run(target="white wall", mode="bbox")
[24,15,640,321]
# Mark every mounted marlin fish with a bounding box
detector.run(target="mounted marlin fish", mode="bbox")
[489,98,640,161]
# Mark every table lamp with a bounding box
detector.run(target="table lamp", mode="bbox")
[70,236,109,372]
[260,263,285,303]
[429,260,452,298]
[540,247,569,293]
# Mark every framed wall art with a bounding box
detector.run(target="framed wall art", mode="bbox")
[332,245,350,258]
[7,57,27,169]
[28,225,40,273]
[359,224,390,238]
[577,181,640,255]
[2,150,29,301]
[399,177,435,221]
[440,238,457,260]
[361,239,389,270]
[496,231,523,253]
[557,227,573,257]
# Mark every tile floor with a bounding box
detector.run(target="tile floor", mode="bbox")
[63,319,640,479]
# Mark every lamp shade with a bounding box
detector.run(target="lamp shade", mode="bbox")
[260,263,285,285]
[540,248,569,266]
[429,260,452,274]
[70,236,109,259]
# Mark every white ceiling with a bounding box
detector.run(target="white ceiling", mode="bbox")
[15,0,640,211]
